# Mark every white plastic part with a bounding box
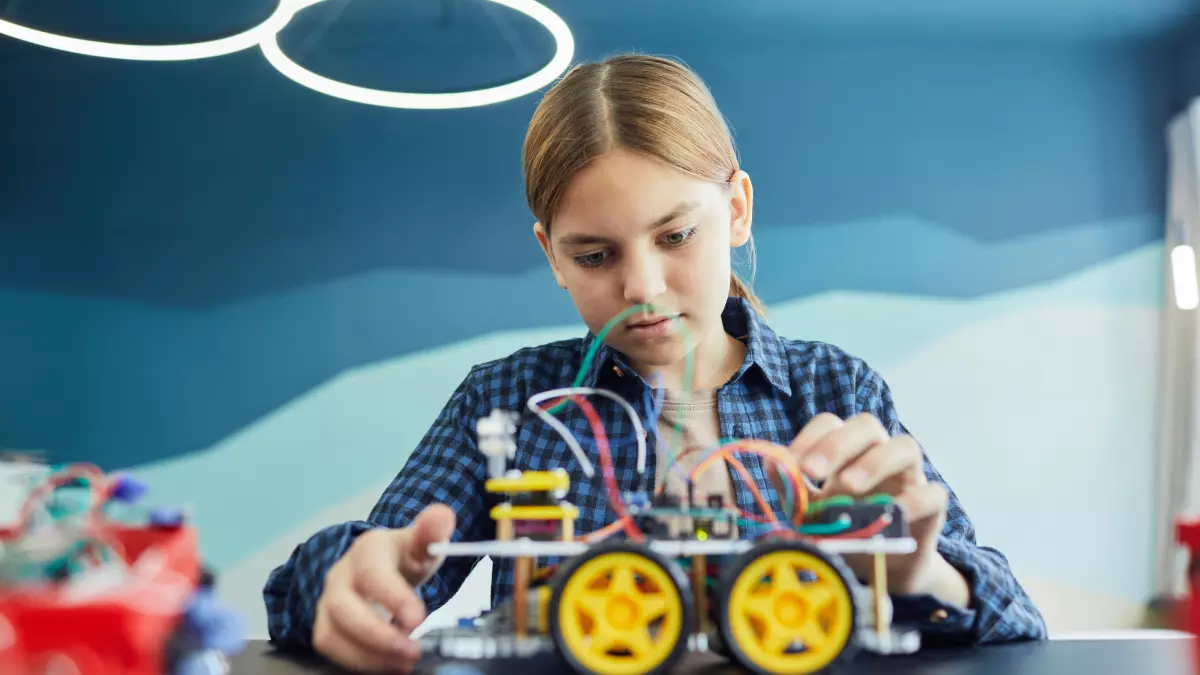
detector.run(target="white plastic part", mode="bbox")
[0,457,49,526]
[857,626,922,655]
[476,409,520,479]
[39,653,81,675]
[428,535,917,559]
[0,612,13,651]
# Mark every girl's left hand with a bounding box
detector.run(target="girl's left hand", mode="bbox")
[784,413,968,606]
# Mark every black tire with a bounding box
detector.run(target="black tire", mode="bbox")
[704,570,732,658]
[716,539,859,675]
[162,618,196,675]
[198,561,216,590]
[163,563,220,675]
[547,540,693,675]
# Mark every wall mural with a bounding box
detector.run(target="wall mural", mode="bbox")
[0,23,1174,638]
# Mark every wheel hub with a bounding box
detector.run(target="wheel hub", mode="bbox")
[606,595,639,630]
[774,592,804,626]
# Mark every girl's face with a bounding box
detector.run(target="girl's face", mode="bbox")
[535,147,753,377]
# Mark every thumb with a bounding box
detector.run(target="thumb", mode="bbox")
[397,503,456,586]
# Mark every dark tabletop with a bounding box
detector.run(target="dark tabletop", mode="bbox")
[232,637,1199,675]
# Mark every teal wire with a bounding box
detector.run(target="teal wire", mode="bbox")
[776,464,793,521]
[735,517,852,537]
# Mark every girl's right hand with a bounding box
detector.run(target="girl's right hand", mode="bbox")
[312,504,456,673]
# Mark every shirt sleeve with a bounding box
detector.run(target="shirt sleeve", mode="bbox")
[263,368,493,651]
[853,362,1048,645]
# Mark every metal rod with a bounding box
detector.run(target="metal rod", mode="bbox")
[873,552,887,639]
[514,557,531,640]
[691,554,706,636]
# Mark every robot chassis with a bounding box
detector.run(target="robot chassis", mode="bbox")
[418,410,922,675]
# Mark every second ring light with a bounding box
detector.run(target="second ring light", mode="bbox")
[261,0,575,110]
[0,0,574,110]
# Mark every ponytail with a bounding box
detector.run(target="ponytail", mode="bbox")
[730,272,767,319]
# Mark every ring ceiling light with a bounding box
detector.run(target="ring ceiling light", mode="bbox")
[0,0,573,109]
[259,0,575,109]
[0,1,293,61]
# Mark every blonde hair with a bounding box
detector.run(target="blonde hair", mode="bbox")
[521,53,766,318]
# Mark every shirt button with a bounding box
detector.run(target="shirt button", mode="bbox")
[929,609,948,623]
[612,365,624,377]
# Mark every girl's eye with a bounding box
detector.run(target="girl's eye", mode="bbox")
[662,226,698,247]
[574,251,608,268]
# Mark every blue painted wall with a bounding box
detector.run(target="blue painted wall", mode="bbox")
[0,38,1172,469]
[0,0,1188,632]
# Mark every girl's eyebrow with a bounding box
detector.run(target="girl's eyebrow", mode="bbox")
[556,201,701,246]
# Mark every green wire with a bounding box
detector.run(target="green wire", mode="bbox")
[549,303,694,481]
[806,496,854,514]
[550,303,820,528]
[795,521,852,535]
[776,464,793,521]
[735,517,853,537]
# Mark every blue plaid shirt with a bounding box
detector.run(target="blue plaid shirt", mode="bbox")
[264,297,1046,650]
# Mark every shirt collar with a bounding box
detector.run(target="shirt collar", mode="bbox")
[577,297,792,396]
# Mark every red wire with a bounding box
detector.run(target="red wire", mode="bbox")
[767,513,892,543]
[653,444,705,497]
[571,396,644,542]
[16,463,108,534]
[532,395,894,544]
[827,514,890,539]
[536,394,643,542]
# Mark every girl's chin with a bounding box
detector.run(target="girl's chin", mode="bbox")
[615,340,692,368]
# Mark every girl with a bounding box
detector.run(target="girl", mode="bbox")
[263,53,1046,673]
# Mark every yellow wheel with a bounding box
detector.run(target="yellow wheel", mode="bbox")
[548,541,692,675]
[717,540,857,675]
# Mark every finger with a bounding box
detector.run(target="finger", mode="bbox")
[398,503,456,586]
[354,560,428,633]
[321,593,419,670]
[800,413,889,481]
[321,620,419,675]
[832,435,924,495]
[788,412,845,458]
[783,413,844,492]
[894,482,949,523]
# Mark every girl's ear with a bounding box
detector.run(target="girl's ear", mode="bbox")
[533,221,568,289]
[728,170,753,247]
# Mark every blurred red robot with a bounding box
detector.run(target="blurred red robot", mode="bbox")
[0,463,243,675]
[1176,518,1200,669]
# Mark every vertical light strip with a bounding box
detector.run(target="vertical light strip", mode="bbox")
[1172,244,1199,310]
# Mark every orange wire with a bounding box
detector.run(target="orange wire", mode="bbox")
[730,439,810,524]
[532,396,817,541]
[581,518,628,542]
[689,440,810,525]
[709,449,777,522]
